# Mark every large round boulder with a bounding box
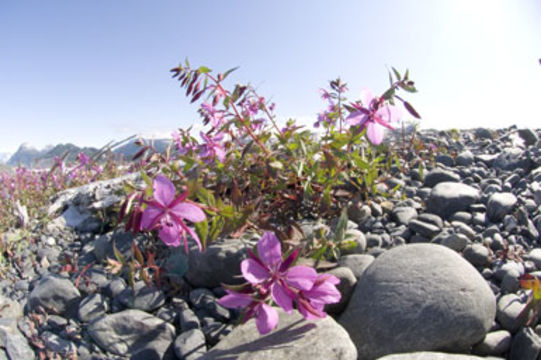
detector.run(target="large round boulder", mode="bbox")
[339,243,496,360]
[426,182,480,219]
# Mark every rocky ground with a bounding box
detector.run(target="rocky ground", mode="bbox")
[1,126,541,360]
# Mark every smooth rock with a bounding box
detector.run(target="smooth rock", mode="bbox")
[456,150,475,166]
[423,168,460,187]
[408,219,440,238]
[377,352,492,360]
[487,192,517,222]
[202,308,357,360]
[493,148,531,171]
[391,207,418,226]
[472,330,511,356]
[174,329,206,360]
[118,281,165,312]
[339,243,496,359]
[78,293,108,322]
[509,327,541,360]
[426,182,480,219]
[87,309,175,358]
[463,244,491,267]
[517,128,538,146]
[338,254,375,279]
[185,239,249,288]
[496,293,529,332]
[28,274,81,317]
[42,331,76,356]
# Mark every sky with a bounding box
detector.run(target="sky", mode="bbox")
[1,0,540,154]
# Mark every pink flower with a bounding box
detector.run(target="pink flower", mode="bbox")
[201,103,225,128]
[346,89,400,145]
[78,152,90,166]
[241,232,317,313]
[199,132,226,163]
[218,290,279,335]
[141,175,206,252]
[296,274,341,320]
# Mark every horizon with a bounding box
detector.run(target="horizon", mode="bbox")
[1,0,540,154]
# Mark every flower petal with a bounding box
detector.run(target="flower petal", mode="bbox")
[366,122,384,145]
[183,224,202,252]
[218,291,253,309]
[257,232,282,269]
[241,259,270,284]
[255,303,279,335]
[170,202,206,223]
[271,282,294,313]
[141,205,163,230]
[359,89,375,108]
[376,105,400,128]
[153,175,176,206]
[346,112,366,127]
[285,265,317,291]
[158,220,182,247]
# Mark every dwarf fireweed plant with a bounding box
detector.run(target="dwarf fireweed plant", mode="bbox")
[218,231,341,334]
[121,60,421,259]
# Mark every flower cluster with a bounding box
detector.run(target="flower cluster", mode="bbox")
[218,232,341,334]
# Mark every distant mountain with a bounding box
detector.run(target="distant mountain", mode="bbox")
[7,143,98,168]
[0,152,12,164]
[5,138,172,168]
[112,138,172,159]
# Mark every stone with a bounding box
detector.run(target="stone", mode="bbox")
[118,281,165,312]
[174,329,207,360]
[185,239,249,288]
[93,230,133,263]
[433,231,470,252]
[518,128,538,146]
[456,150,475,166]
[487,192,517,222]
[472,330,511,356]
[42,331,76,356]
[189,288,230,321]
[0,329,35,360]
[493,148,531,171]
[28,274,81,317]
[378,352,491,360]
[347,202,372,224]
[391,207,418,226]
[202,308,357,360]
[338,254,375,279]
[435,154,455,167]
[423,168,460,187]
[179,308,201,332]
[324,267,357,315]
[426,182,480,219]
[408,219,440,238]
[509,327,541,360]
[78,293,108,322]
[340,229,367,254]
[526,248,541,270]
[87,309,175,358]
[463,244,491,268]
[496,293,529,332]
[475,128,494,140]
[339,243,496,359]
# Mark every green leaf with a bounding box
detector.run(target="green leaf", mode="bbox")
[197,66,212,74]
[404,101,421,119]
[223,66,239,79]
[140,171,152,187]
[195,218,209,249]
[382,88,395,100]
[334,207,349,242]
[392,67,401,81]
[113,240,125,264]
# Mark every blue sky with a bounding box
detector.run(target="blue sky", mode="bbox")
[1,0,540,153]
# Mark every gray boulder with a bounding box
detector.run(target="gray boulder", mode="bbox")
[185,239,249,288]
[202,307,357,359]
[339,243,496,359]
[423,168,460,187]
[87,309,175,358]
[426,182,480,219]
[493,148,531,171]
[377,352,494,360]
[487,192,517,222]
[28,274,81,317]
[338,254,375,279]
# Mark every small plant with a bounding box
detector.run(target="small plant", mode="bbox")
[518,274,541,326]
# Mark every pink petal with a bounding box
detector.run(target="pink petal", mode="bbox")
[215,147,226,163]
[218,291,253,309]
[158,220,182,247]
[271,283,293,313]
[346,112,366,127]
[359,89,375,108]
[257,232,282,269]
[141,205,163,230]
[297,299,325,320]
[183,224,202,252]
[255,303,279,335]
[306,281,341,305]
[285,265,317,291]
[376,105,400,128]
[153,175,176,206]
[170,202,206,223]
[366,122,384,145]
[241,259,270,284]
